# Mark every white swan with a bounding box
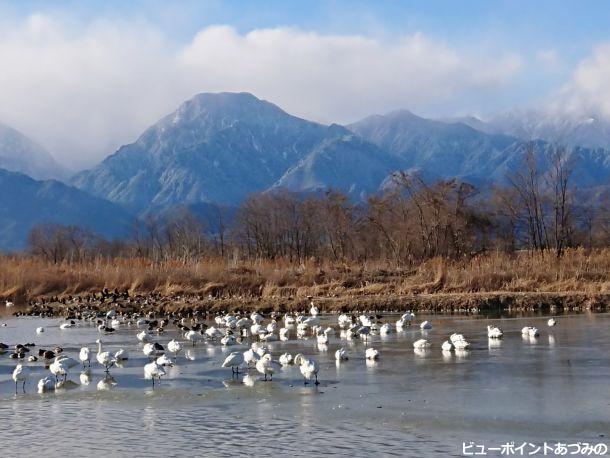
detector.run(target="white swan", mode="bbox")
[12,364,29,393]
[144,361,166,387]
[487,325,503,338]
[222,352,244,374]
[255,353,276,381]
[95,339,115,373]
[441,340,453,351]
[243,348,260,367]
[37,376,55,393]
[310,303,319,316]
[167,339,183,358]
[379,323,392,335]
[453,339,470,350]
[295,354,319,385]
[279,327,289,341]
[548,318,557,327]
[79,347,90,368]
[365,348,379,360]
[335,348,348,361]
[185,330,202,346]
[49,358,69,382]
[114,348,129,361]
[413,339,430,349]
[36,327,44,334]
[278,353,293,365]
[156,354,174,367]
[420,321,432,330]
[136,330,152,343]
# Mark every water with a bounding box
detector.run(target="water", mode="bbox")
[0,311,609,457]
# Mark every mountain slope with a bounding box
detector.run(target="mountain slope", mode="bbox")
[0,123,67,180]
[0,169,134,251]
[72,92,334,213]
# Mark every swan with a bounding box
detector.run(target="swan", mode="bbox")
[143,342,165,359]
[487,325,503,338]
[295,354,319,385]
[206,327,223,339]
[365,348,379,360]
[36,327,44,334]
[338,314,352,328]
[284,314,295,325]
[548,318,557,327]
[413,339,430,349]
[114,348,129,361]
[316,331,329,345]
[155,354,174,367]
[95,339,115,373]
[441,340,453,351]
[278,353,293,365]
[529,327,540,337]
[167,339,183,358]
[144,361,166,387]
[521,326,532,335]
[255,353,277,381]
[220,335,236,346]
[243,348,260,367]
[453,339,470,350]
[310,303,319,316]
[49,359,69,382]
[450,333,465,343]
[12,364,29,393]
[79,347,90,368]
[357,326,371,341]
[185,330,202,346]
[250,312,263,324]
[222,352,245,374]
[60,321,75,329]
[379,323,392,335]
[420,321,432,330]
[137,330,152,343]
[267,321,278,333]
[335,348,348,361]
[37,376,55,393]
[279,327,289,341]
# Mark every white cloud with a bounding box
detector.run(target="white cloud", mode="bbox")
[553,44,610,117]
[0,15,522,169]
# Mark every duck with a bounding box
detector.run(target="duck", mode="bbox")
[144,361,166,387]
[95,339,115,373]
[295,354,319,385]
[79,347,91,368]
[12,364,29,393]
[335,348,349,361]
[365,348,379,360]
[222,352,245,375]
[255,353,277,381]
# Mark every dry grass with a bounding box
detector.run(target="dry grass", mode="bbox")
[1,249,610,308]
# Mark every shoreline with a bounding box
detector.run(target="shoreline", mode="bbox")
[12,290,609,317]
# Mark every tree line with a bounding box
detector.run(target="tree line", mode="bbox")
[27,145,610,265]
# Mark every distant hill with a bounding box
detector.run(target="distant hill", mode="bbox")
[0,123,67,180]
[0,168,134,251]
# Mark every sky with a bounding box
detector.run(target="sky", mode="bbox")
[1,0,610,169]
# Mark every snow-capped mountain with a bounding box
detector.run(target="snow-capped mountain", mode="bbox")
[0,123,67,181]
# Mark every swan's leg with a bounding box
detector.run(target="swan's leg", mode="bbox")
[314,374,319,386]
[22,381,26,393]
[152,377,155,388]
[14,381,17,395]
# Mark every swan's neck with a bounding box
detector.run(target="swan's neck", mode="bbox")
[97,342,103,353]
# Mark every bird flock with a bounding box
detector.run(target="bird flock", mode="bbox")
[4,301,559,395]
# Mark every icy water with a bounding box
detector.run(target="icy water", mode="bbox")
[0,312,609,457]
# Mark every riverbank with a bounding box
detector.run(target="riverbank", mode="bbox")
[2,249,609,315]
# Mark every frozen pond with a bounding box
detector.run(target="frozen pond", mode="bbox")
[0,311,609,457]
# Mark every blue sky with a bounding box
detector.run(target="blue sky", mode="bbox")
[0,0,609,167]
